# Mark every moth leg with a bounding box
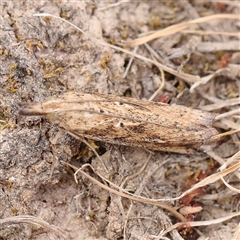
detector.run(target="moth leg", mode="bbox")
[67,131,109,173]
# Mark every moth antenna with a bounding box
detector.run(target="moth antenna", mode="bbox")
[18,102,45,116]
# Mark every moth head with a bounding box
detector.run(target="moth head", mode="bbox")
[18,102,44,116]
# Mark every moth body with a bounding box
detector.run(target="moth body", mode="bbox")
[19,92,218,154]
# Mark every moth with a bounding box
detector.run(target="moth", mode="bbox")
[18,92,218,154]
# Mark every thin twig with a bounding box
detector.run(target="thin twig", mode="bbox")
[62,161,186,222]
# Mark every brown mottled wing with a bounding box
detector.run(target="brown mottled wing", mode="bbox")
[19,92,218,154]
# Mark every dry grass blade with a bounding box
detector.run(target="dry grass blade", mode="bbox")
[211,129,240,140]
[221,176,240,194]
[97,0,130,11]
[233,224,240,240]
[122,14,239,47]
[0,215,69,239]
[190,68,233,91]
[199,97,239,111]
[182,29,240,37]
[162,160,240,202]
[122,45,138,78]
[219,151,240,171]
[120,153,152,189]
[215,109,240,120]
[220,118,240,130]
[160,212,240,237]
[33,13,239,91]
[198,41,240,52]
[144,43,166,101]
[61,161,186,222]
[33,13,201,84]
[180,162,240,198]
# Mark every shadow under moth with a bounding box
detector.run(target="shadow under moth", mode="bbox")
[18,92,218,154]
